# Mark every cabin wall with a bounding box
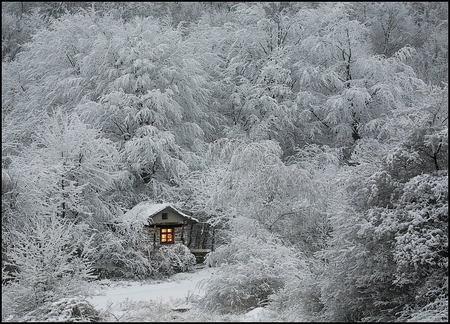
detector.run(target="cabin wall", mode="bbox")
[151,209,185,224]
[144,224,188,247]
[143,223,216,250]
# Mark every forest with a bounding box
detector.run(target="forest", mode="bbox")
[1,2,448,322]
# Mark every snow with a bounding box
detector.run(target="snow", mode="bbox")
[87,266,274,322]
[241,307,270,322]
[88,266,213,311]
[120,202,199,224]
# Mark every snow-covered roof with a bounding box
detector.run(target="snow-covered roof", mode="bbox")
[120,202,199,225]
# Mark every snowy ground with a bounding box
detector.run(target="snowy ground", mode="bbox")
[88,266,213,311]
[87,265,275,322]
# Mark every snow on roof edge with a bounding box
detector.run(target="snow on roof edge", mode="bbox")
[120,202,199,224]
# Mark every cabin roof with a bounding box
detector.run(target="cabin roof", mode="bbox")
[120,202,199,225]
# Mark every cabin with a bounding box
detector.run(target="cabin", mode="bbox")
[121,202,214,262]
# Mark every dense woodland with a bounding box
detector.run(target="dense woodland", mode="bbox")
[1,2,448,322]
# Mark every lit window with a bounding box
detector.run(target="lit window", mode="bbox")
[160,227,174,243]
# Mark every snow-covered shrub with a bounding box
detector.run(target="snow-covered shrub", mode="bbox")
[397,278,448,323]
[1,214,96,320]
[199,262,283,314]
[199,233,303,314]
[267,258,324,321]
[316,140,448,321]
[93,229,155,280]
[152,243,196,276]
[93,222,195,279]
[390,172,448,322]
[4,297,101,322]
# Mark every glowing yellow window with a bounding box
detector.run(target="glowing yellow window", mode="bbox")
[160,227,174,243]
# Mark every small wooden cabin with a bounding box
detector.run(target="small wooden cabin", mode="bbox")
[121,202,199,247]
[121,202,215,262]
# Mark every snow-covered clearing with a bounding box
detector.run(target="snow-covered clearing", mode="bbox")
[88,266,212,310]
[88,265,274,322]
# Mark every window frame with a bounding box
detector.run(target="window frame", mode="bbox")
[160,226,175,244]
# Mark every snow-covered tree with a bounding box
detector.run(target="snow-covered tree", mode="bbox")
[1,3,447,321]
[185,138,341,314]
[356,2,416,57]
[6,109,120,225]
[293,3,426,161]
[3,9,216,206]
[1,4,49,62]
[2,213,97,321]
[315,83,448,322]
[192,2,311,156]
[348,2,448,86]
[409,2,448,86]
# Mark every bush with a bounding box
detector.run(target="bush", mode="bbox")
[1,214,96,320]
[152,243,196,276]
[199,236,303,314]
[267,259,324,321]
[93,230,155,280]
[3,297,101,322]
[92,224,195,280]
